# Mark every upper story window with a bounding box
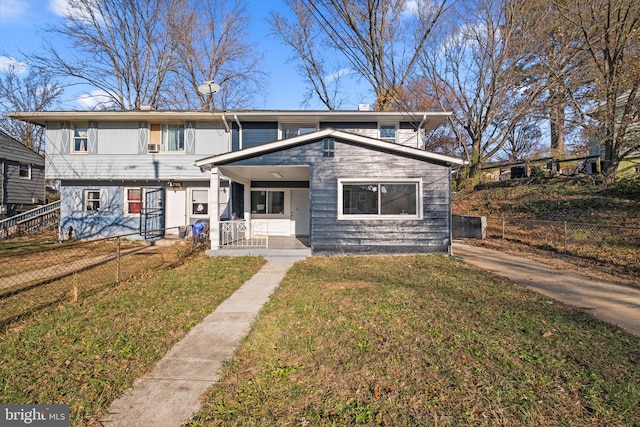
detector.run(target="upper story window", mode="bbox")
[323,138,335,158]
[19,163,31,179]
[379,124,397,142]
[339,179,421,220]
[150,124,184,152]
[281,123,317,139]
[73,124,88,153]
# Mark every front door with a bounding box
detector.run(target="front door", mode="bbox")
[165,188,187,236]
[142,187,165,239]
[291,189,310,236]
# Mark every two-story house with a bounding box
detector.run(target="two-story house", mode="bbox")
[0,131,46,219]
[8,109,463,254]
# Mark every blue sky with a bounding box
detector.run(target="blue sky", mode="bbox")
[0,0,366,110]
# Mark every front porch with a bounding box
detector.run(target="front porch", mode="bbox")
[205,234,311,258]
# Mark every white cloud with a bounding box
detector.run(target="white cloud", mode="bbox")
[76,90,116,109]
[0,56,28,74]
[0,0,29,23]
[325,68,352,83]
[49,0,72,17]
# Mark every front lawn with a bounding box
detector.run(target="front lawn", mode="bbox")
[0,254,266,426]
[189,255,640,426]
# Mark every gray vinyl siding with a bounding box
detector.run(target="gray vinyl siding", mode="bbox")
[45,121,229,180]
[226,137,451,254]
[0,134,46,214]
[241,122,278,149]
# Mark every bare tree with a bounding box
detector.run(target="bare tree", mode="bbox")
[500,120,544,161]
[271,0,447,111]
[166,0,266,110]
[32,0,264,110]
[556,0,640,181]
[421,0,545,177]
[0,64,62,153]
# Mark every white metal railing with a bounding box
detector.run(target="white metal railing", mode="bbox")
[0,201,61,239]
[219,220,268,248]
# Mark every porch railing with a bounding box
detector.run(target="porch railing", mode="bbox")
[219,220,268,248]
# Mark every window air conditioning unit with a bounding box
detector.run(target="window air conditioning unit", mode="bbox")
[148,143,160,153]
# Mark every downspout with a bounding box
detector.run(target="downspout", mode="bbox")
[234,115,243,150]
[448,164,454,257]
[221,112,230,133]
[417,114,427,149]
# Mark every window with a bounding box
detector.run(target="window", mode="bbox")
[126,188,142,215]
[85,190,100,211]
[323,138,335,158]
[281,123,317,139]
[192,189,209,215]
[18,163,31,179]
[339,180,420,219]
[150,124,185,152]
[251,190,285,214]
[379,125,397,141]
[73,124,88,152]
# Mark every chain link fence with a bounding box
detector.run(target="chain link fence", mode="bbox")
[0,227,207,331]
[486,216,640,273]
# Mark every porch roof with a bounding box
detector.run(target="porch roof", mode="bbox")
[195,128,465,170]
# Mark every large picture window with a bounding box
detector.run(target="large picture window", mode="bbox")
[340,180,420,219]
[251,190,285,214]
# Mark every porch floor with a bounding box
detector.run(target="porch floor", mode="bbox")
[206,236,311,259]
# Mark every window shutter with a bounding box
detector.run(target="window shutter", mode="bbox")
[88,121,98,154]
[100,189,108,211]
[138,122,148,154]
[61,122,71,154]
[185,121,196,154]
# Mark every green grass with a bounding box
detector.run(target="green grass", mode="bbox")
[189,255,640,426]
[0,254,266,426]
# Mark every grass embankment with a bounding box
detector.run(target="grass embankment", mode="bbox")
[453,177,640,285]
[0,254,265,426]
[189,256,640,426]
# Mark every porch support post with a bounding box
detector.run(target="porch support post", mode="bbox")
[209,167,220,250]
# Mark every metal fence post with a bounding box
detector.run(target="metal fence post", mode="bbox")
[116,237,121,284]
[564,221,568,254]
[502,217,505,239]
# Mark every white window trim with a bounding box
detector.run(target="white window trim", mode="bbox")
[84,189,101,212]
[124,187,143,216]
[18,163,32,180]
[191,188,209,217]
[73,123,89,154]
[379,123,398,142]
[338,178,422,220]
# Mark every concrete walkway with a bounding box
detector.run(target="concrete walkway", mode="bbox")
[101,252,308,427]
[453,241,640,337]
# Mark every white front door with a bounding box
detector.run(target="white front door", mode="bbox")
[165,189,187,236]
[291,189,310,236]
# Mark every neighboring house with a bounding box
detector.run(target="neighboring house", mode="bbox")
[7,109,463,253]
[0,131,46,219]
[587,90,640,177]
